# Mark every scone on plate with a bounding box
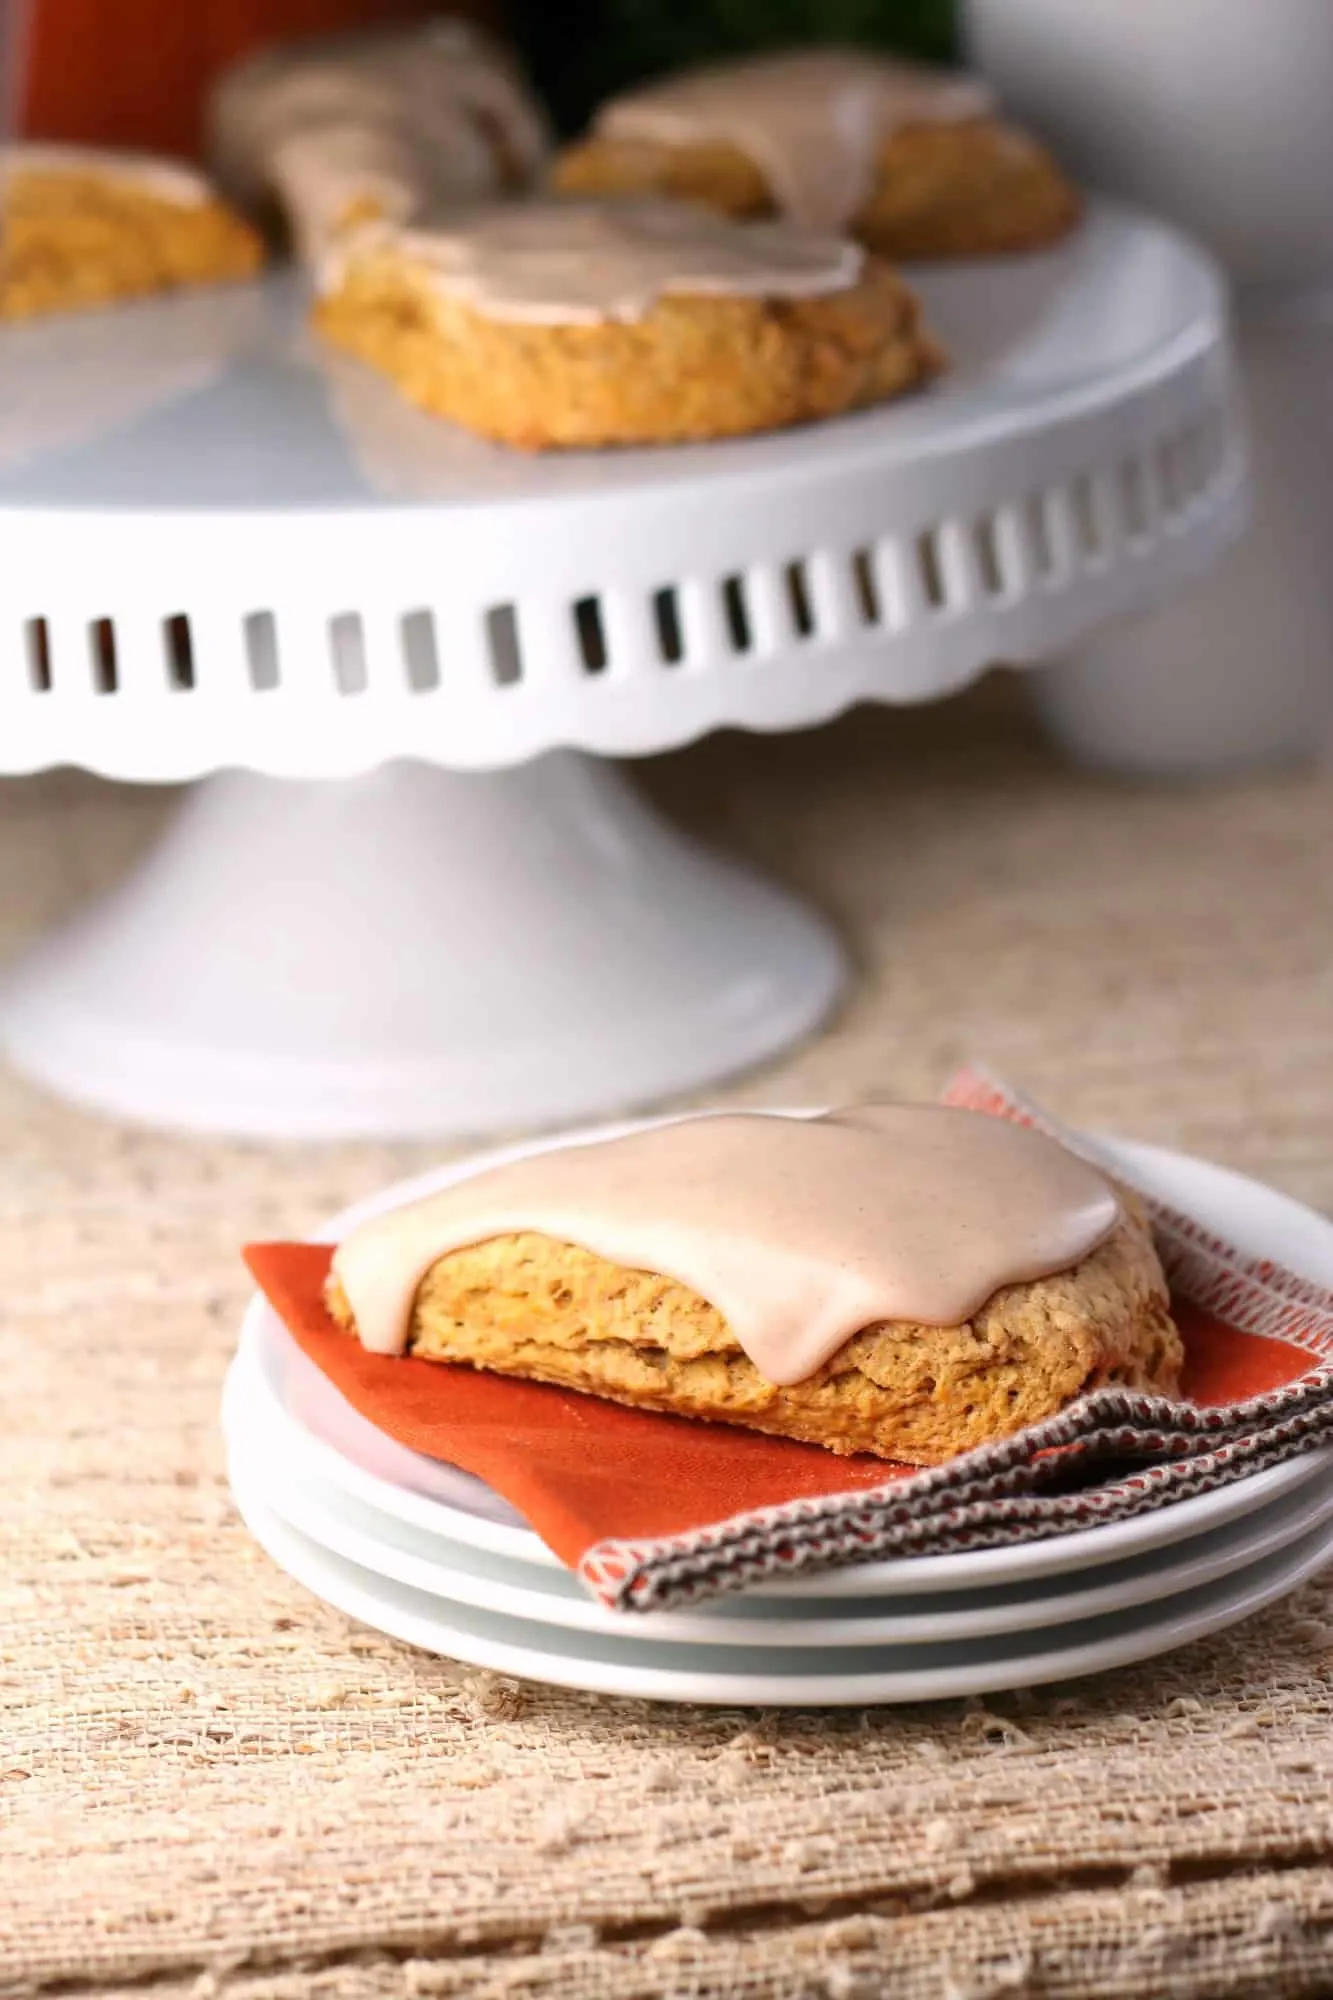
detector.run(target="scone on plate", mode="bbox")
[326,1105,1182,1465]
[553,48,1081,261]
[209,18,550,267]
[312,196,943,450]
[0,146,263,321]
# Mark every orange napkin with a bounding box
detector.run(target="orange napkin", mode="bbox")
[242,1070,1333,1610]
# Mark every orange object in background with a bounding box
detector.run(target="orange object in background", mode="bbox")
[18,0,498,157]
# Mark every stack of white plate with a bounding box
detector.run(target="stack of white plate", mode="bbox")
[224,1121,1333,1704]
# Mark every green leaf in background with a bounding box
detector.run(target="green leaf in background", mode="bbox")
[512,0,959,134]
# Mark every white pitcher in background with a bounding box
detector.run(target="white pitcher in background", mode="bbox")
[963,0,1333,774]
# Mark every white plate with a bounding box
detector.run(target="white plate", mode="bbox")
[225,1397,1333,1649]
[228,1452,1333,1705]
[234,1117,1333,1597]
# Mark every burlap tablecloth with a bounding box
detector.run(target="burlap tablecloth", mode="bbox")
[5,680,1333,2000]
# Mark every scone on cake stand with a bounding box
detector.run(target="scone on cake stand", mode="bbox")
[0,198,1244,1138]
[551,47,1081,260]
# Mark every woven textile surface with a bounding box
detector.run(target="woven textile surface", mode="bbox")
[4,680,1333,2000]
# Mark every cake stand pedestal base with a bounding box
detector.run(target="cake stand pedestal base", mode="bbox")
[0,755,845,1139]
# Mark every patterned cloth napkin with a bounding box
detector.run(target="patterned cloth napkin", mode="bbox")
[244,1069,1333,1611]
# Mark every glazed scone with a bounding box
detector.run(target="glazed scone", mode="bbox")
[553,49,1080,260]
[0,146,263,321]
[325,1105,1182,1464]
[328,1200,1179,1465]
[312,198,943,450]
[209,19,550,266]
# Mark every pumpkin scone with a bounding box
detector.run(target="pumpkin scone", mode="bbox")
[553,48,1080,261]
[327,1106,1182,1466]
[312,196,943,450]
[0,146,263,321]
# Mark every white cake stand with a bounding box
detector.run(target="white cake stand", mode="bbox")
[0,202,1244,1138]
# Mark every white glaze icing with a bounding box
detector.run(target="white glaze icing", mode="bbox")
[597,48,995,232]
[331,1105,1121,1385]
[268,125,425,263]
[1,144,215,209]
[210,19,550,263]
[323,195,864,324]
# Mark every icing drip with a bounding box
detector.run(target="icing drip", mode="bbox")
[1,144,214,209]
[210,19,550,263]
[268,125,426,261]
[331,1104,1121,1385]
[323,196,864,324]
[598,48,995,232]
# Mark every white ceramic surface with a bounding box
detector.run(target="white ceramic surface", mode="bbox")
[227,1118,1333,1599]
[966,0,1333,777]
[228,1457,1333,1705]
[0,205,1239,782]
[223,1387,1333,1649]
[0,759,843,1139]
[963,0,1333,288]
[1031,295,1333,777]
[0,204,1243,1137]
